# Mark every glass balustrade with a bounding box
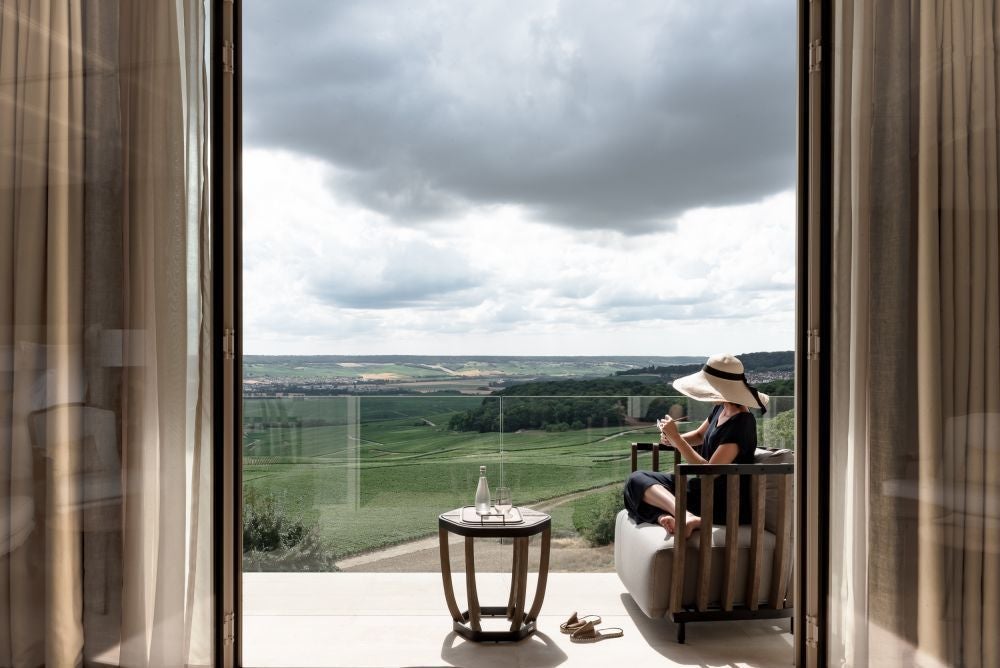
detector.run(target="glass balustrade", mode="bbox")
[242,394,795,573]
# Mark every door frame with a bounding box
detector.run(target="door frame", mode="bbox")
[796,0,832,666]
[212,0,244,666]
[216,1,829,664]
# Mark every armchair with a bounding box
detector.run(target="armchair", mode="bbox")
[614,442,794,643]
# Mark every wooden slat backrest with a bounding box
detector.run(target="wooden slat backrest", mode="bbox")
[695,475,715,611]
[720,474,740,611]
[633,451,794,616]
[768,474,794,608]
[745,475,766,610]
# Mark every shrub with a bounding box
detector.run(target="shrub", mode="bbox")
[758,408,796,450]
[243,486,304,552]
[243,486,338,572]
[572,489,625,546]
[243,526,339,572]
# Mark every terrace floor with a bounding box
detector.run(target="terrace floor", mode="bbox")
[243,572,794,667]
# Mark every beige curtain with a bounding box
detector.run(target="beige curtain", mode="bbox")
[915,2,1000,666]
[117,0,214,664]
[0,1,212,666]
[829,1,1000,666]
[0,3,86,665]
[828,1,871,664]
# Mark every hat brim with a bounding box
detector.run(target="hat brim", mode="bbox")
[672,370,770,410]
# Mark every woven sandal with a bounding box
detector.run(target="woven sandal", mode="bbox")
[560,612,603,634]
[569,620,624,643]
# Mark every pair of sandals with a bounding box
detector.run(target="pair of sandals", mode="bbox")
[560,612,623,643]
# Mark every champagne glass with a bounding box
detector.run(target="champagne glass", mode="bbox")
[495,487,512,517]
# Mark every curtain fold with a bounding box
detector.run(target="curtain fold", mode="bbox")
[828,1,879,663]
[831,0,1000,666]
[0,1,212,666]
[1,2,88,665]
[916,3,1000,666]
[118,1,212,664]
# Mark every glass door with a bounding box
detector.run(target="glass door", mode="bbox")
[237,2,799,665]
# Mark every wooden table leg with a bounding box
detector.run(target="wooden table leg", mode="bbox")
[509,537,529,631]
[465,537,481,631]
[438,528,463,622]
[526,526,551,622]
[506,538,520,619]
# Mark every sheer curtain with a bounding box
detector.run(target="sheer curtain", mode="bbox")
[0,2,213,667]
[829,1,1000,666]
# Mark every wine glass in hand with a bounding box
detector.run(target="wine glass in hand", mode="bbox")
[495,487,512,517]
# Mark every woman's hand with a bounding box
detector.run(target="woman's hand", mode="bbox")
[657,415,681,445]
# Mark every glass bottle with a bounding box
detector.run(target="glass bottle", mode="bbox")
[474,465,491,515]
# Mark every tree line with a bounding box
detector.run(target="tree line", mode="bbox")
[448,376,794,433]
[615,350,794,379]
[447,378,674,433]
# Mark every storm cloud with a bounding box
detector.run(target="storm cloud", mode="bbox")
[244,1,796,233]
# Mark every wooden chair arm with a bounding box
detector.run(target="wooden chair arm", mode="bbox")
[676,463,794,476]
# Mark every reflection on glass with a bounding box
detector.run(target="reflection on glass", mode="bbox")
[241,394,795,573]
[1,2,213,665]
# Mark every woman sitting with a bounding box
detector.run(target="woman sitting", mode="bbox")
[623,353,769,537]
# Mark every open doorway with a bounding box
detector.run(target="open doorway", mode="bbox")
[237,2,798,666]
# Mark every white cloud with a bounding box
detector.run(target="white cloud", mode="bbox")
[240,1,797,355]
[242,149,795,355]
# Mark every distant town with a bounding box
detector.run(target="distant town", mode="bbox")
[243,352,794,397]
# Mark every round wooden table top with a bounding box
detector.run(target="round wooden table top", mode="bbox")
[438,506,551,538]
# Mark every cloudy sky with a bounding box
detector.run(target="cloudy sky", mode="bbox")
[242,0,797,356]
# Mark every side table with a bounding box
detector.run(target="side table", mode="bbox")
[438,507,552,642]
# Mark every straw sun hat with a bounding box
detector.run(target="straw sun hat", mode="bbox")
[672,353,770,414]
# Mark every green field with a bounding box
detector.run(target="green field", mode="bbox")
[242,394,795,567]
[242,396,661,561]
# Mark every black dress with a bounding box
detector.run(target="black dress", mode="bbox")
[623,404,757,525]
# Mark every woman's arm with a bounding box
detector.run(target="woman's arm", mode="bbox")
[664,431,741,467]
[706,442,739,465]
[659,416,710,464]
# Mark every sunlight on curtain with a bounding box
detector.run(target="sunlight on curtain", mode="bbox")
[829,1,999,667]
[827,2,873,665]
[0,1,212,666]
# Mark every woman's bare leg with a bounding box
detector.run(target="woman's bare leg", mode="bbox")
[641,484,701,538]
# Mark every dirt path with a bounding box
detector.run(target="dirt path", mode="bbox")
[597,427,651,442]
[421,364,458,376]
[530,482,620,513]
[337,482,621,570]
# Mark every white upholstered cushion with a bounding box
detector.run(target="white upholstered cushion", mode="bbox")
[754,447,794,534]
[614,509,778,618]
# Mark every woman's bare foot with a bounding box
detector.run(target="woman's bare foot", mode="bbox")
[659,513,701,538]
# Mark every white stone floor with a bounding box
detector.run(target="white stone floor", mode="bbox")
[243,573,794,668]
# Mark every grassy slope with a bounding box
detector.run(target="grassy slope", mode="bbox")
[243,396,654,559]
[243,394,793,561]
